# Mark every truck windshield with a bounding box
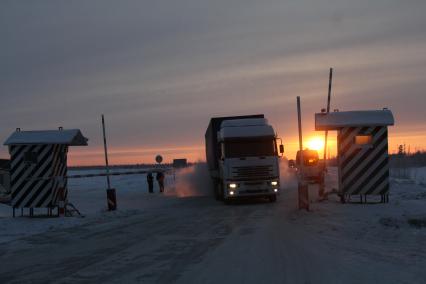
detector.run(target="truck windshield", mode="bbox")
[223,139,277,158]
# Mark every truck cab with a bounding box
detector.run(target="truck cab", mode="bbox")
[205,115,283,203]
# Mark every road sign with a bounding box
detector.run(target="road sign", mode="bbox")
[155,155,163,164]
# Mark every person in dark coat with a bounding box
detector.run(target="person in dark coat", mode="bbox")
[147,172,154,193]
[156,171,165,193]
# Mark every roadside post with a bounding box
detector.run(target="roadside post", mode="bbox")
[102,114,117,211]
[297,96,309,211]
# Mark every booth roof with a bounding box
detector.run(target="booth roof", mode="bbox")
[4,129,88,146]
[315,109,394,131]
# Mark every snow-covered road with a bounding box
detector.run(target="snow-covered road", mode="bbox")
[0,165,425,283]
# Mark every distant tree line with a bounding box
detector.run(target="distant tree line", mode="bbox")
[322,149,426,168]
[390,151,426,168]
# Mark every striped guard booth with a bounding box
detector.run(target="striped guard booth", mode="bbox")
[315,109,394,202]
[4,129,88,209]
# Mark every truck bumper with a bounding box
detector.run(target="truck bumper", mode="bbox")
[224,182,279,199]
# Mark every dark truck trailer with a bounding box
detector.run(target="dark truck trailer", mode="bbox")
[205,114,264,172]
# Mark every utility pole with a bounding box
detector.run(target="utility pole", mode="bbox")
[323,68,333,165]
[297,97,304,168]
[297,96,309,211]
[319,68,333,199]
[102,114,117,211]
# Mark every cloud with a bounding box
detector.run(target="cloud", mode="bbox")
[1,0,426,162]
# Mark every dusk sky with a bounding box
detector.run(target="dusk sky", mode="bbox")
[1,1,425,165]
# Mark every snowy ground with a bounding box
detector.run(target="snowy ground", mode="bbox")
[0,168,179,243]
[0,164,425,283]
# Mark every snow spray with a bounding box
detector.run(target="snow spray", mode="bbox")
[166,163,213,197]
[167,160,296,198]
[279,157,298,189]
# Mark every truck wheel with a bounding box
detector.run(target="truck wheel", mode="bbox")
[223,193,232,205]
[214,180,221,200]
[340,194,346,204]
[269,195,277,203]
[215,182,224,201]
[215,191,220,200]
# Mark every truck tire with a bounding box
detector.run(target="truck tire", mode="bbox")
[215,181,224,201]
[214,180,221,200]
[269,195,277,203]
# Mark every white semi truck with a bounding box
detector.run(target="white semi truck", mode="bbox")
[205,115,284,203]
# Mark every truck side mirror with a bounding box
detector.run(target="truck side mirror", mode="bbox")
[279,144,284,154]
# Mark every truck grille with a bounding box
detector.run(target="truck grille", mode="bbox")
[231,165,273,180]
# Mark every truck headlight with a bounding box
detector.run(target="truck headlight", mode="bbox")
[229,183,237,189]
[271,181,278,186]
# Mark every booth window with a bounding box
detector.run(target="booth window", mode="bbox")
[24,152,38,164]
[355,135,373,146]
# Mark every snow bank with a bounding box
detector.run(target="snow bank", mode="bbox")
[409,167,426,185]
[391,167,426,186]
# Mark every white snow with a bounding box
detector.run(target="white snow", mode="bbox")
[219,118,276,140]
[219,126,275,140]
[315,109,394,130]
[4,129,88,146]
[221,118,268,128]
[0,163,425,283]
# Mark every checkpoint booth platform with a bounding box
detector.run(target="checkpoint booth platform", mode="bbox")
[4,128,88,216]
[315,109,394,203]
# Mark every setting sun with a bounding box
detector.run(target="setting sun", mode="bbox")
[307,137,325,151]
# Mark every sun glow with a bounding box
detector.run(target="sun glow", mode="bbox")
[307,137,325,151]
